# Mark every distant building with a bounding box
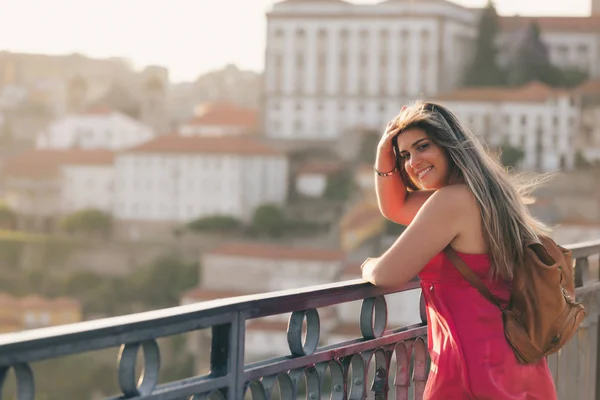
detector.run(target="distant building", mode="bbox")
[0,293,82,334]
[294,160,343,198]
[263,0,600,141]
[497,17,600,78]
[113,135,288,225]
[181,241,346,360]
[2,149,115,229]
[180,102,258,137]
[435,81,580,171]
[35,109,154,151]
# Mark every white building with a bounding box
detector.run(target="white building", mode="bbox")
[264,0,480,141]
[435,81,580,171]
[263,0,600,141]
[295,160,342,198]
[180,102,258,137]
[60,151,114,214]
[2,149,115,229]
[113,135,288,223]
[181,241,346,360]
[498,16,600,78]
[35,109,154,151]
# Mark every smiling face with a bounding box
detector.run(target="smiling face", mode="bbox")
[396,127,452,190]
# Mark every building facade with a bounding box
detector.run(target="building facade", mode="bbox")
[35,110,154,151]
[435,81,580,171]
[263,0,479,141]
[263,0,600,143]
[113,135,288,223]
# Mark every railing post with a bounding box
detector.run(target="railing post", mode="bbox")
[209,313,246,399]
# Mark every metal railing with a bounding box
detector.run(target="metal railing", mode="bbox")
[0,239,599,400]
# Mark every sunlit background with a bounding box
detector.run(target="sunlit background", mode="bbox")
[0,0,598,398]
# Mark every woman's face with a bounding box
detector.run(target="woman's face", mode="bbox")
[396,127,451,190]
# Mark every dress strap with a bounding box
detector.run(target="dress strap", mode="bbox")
[443,247,505,311]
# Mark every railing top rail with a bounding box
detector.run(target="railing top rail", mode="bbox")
[0,278,420,365]
[565,239,600,258]
[0,239,598,366]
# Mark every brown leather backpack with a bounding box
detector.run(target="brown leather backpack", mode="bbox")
[445,235,587,364]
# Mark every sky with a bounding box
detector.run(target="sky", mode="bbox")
[0,0,592,83]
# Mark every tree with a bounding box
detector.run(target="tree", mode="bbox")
[186,215,241,233]
[464,1,505,86]
[251,204,286,237]
[505,21,565,87]
[0,203,17,229]
[324,170,354,201]
[60,209,112,238]
[359,130,381,164]
[129,253,199,309]
[498,143,525,168]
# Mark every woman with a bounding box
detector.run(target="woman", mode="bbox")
[361,102,557,399]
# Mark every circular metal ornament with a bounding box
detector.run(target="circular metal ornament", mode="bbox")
[360,296,388,339]
[287,309,320,356]
[117,339,161,397]
[0,363,35,400]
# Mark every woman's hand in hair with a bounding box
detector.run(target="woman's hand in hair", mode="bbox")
[378,111,404,153]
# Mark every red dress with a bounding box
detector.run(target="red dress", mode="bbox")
[418,251,557,400]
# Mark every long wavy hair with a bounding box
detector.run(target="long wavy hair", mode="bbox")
[392,101,550,280]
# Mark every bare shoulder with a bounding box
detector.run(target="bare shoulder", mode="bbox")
[425,184,477,215]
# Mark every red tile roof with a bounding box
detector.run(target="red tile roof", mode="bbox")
[208,241,346,262]
[500,16,600,34]
[187,102,258,129]
[435,81,568,103]
[124,134,284,156]
[3,149,114,179]
[575,79,600,95]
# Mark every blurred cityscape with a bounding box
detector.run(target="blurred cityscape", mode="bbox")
[0,0,599,397]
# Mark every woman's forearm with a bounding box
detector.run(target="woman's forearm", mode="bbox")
[375,145,408,220]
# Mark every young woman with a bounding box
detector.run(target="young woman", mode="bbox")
[361,102,557,399]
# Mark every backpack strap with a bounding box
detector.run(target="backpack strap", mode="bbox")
[443,247,505,311]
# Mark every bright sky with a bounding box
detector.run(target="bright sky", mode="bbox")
[0,0,591,83]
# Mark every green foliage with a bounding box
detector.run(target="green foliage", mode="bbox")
[324,170,354,201]
[60,209,112,238]
[251,204,286,237]
[0,203,17,229]
[498,143,525,168]
[504,21,579,88]
[129,252,199,310]
[186,215,242,233]
[464,1,506,86]
[0,230,75,270]
[574,151,591,169]
[359,131,381,164]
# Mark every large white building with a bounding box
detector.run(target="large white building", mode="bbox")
[113,135,288,223]
[35,109,154,150]
[436,81,580,171]
[263,0,600,141]
[264,0,479,140]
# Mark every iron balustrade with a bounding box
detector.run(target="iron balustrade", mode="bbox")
[0,239,598,399]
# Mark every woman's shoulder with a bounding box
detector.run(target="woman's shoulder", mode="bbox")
[432,184,477,207]
[422,184,479,222]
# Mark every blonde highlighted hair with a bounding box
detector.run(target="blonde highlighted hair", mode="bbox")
[393,101,550,280]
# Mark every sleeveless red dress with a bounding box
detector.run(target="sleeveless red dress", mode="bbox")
[418,251,557,399]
